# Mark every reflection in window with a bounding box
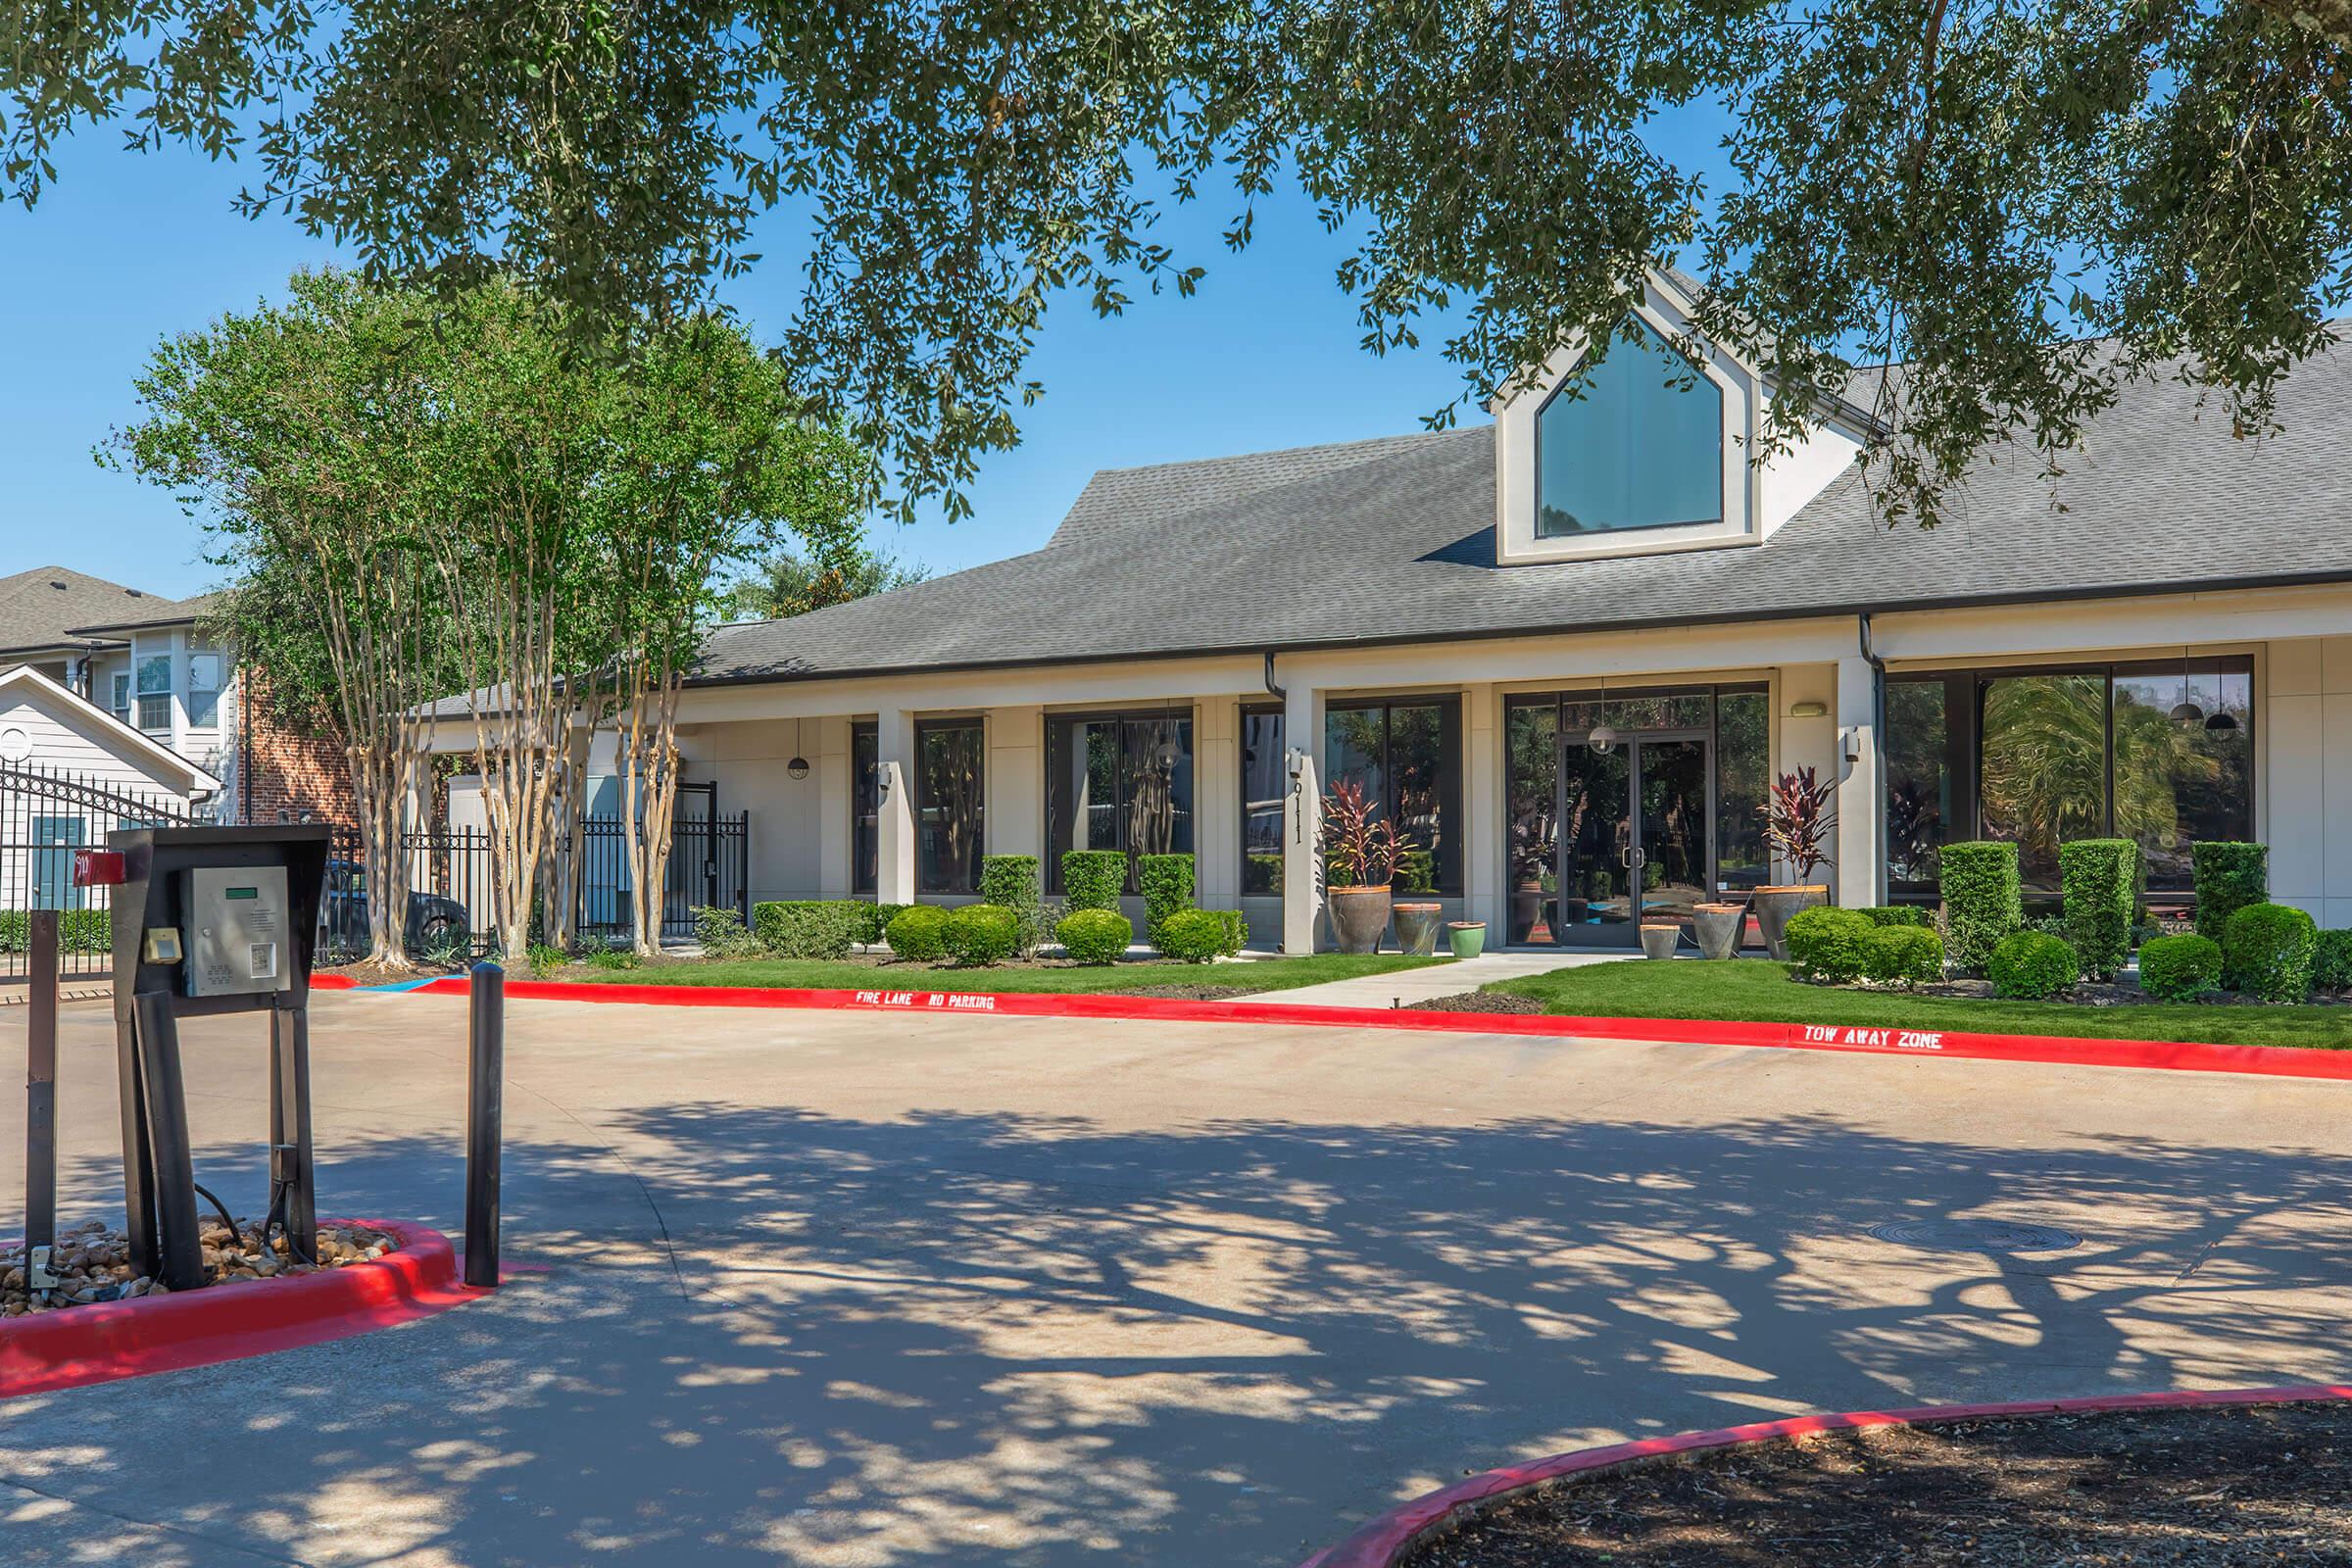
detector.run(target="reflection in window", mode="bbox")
[1239,709,1286,897]
[915,720,984,894]
[1535,319,1724,537]
[135,653,172,733]
[1045,712,1194,893]
[2113,665,2251,890]
[1713,689,1770,893]
[1886,680,1950,893]
[1979,673,2106,892]
[1324,699,1460,894]
[852,722,878,894]
[1505,700,1558,943]
[186,652,223,728]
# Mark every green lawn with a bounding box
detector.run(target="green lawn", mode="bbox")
[1487,957,2352,1050]
[551,951,1442,995]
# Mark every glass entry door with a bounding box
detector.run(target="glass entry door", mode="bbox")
[1541,733,1710,947]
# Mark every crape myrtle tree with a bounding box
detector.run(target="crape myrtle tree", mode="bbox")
[12,2,2350,530]
[594,322,867,956]
[109,271,463,971]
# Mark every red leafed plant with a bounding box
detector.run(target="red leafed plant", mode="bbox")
[1322,778,1414,889]
[1760,765,1837,884]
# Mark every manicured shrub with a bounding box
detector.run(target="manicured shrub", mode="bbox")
[2222,901,2317,1003]
[1155,908,1227,963]
[1137,854,1196,942]
[1396,848,1437,895]
[2192,842,2269,943]
[884,904,950,961]
[2137,933,2223,1002]
[1060,850,1126,912]
[858,903,909,946]
[944,904,1020,966]
[2314,929,2352,995]
[1861,925,1944,986]
[1785,906,1873,983]
[0,908,113,954]
[1938,841,2023,972]
[1214,909,1249,956]
[1987,929,2079,1000]
[752,901,860,960]
[1856,906,1931,928]
[978,856,1041,911]
[1055,907,1132,965]
[692,905,762,959]
[2058,839,2137,981]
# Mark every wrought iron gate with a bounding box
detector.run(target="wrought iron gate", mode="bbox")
[0,762,194,983]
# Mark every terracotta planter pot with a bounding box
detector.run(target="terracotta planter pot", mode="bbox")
[1326,886,1394,955]
[1446,920,1487,960]
[1394,902,1444,956]
[1639,922,1681,960]
[1752,884,1828,961]
[1692,902,1747,961]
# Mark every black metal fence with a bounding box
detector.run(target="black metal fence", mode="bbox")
[323,811,749,960]
[0,761,195,983]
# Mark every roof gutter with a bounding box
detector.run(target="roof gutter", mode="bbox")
[1858,612,1888,906]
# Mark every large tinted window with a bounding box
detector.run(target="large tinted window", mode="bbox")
[915,720,984,894]
[852,721,878,894]
[1324,698,1461,894]
[1886,679,1952,895]
[1979,673,2111,893]
[1504,698,1558,944]
[2112,663,2252,891]
[1240,708,1286,897]
[1536,319,1723,537]
[1045,712,1195,892]
[1713,688,1770,893]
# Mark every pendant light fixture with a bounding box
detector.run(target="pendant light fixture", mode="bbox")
[786,717,810,779]
[1588,676,1620,756]
[2167,647,2204,727]
[1153,697,1185,769]
[2203,659,2239,733]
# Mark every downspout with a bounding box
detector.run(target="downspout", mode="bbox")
[1858,612,1887,906]
[1262,651,1286,705]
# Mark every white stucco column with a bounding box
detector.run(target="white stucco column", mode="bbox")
[1281,679,1325,953]
[1195,697,1241,910]
[876,706,917,904]
[985,706,1043,860]
[1460,682,1504,935]
[1834,654,1881,906]
[817,716,853,899]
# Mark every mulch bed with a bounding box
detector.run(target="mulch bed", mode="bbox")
[1115,983,1256,1000]
[1398,1401,2352,1567]
[2,1218,399,1314]
[1410,992,1547,1014]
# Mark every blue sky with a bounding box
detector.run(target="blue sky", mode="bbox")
[0,131,1499,600]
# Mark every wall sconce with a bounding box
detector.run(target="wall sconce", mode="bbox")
[876,762,894,804]
[1787,699,1829,718]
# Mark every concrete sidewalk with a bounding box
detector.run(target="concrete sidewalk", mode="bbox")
[1247,947,1633,1005]
[0,990,2345,1566]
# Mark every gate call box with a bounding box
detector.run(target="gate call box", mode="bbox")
[93,825,329,1287]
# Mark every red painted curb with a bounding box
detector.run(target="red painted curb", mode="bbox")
[321,972,2352,1083]
[0,1220,477,1396]
[1298,1382,2352,1568]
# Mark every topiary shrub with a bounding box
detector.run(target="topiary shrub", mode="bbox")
[1055,907,1132,965]
[1861,925,1944,986]
[1137,853,1196,942]
[1938,841,2023,973]
[944,904,1020,966]
[857,903,909,947]
[2137,933,2223,1002]
[692,905,762,959]
[885,904,950,961]
[1857,906,1931,928]
[1987,929,2078,1000]
[2192,842,2268,943]
[2221,901,2317,1002]
[1213,909,1249,956]
[1155,907,1227,963]
[2058,838,2138,981]
[0,908,114,953]
[1061,850,1126,912]
[2313,929,2352,995]
[753,900,859,960]
[1785,906,1872,983]
[978,856,1041,911]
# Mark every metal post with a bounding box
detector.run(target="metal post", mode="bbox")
[463,960,504,1289]
[269,996,318,1265]
[130,991,204,1291]
[24,909,58,1267]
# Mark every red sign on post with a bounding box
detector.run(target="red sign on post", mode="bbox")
[72,848,126,887]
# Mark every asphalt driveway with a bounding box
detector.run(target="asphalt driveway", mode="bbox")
[0,989,2346,1565]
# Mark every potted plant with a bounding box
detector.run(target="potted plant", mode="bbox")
[1691,901,1747,959]
[1393,903,1444,955]
[1639,921,1681,959]
[1754,765,1836,959]
[1446,920,1487,959]
[1321,779,1413,954]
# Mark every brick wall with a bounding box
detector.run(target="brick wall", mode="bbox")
[236,680,358,827]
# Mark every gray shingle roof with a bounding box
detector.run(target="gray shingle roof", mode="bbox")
[65,589,224,638]
[0,567,180,658]
[685,336,2352,687]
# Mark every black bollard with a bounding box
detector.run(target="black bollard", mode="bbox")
[463,959,504,1289]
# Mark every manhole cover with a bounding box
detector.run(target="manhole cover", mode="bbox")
[1869,1218,2082,1253]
